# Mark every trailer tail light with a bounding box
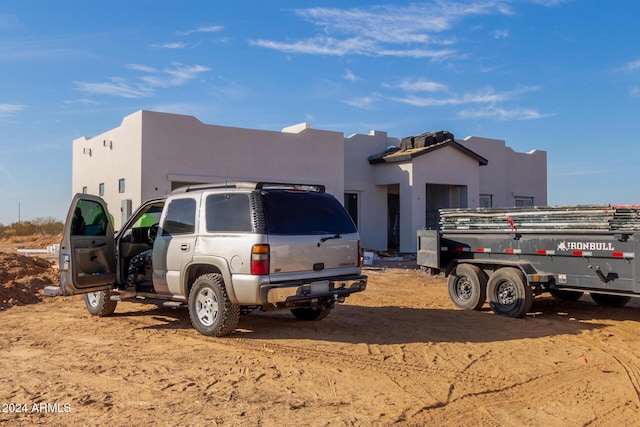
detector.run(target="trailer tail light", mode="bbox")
[251,244,270,275]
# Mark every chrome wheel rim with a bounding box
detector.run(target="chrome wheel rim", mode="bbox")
[195,288,219,327]
[87,292,100,308]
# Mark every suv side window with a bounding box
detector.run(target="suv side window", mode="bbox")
[73,199,110,236]
[206,194,252,232]
[162,198,196,235]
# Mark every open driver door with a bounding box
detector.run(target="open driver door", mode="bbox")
[59,194,116,296]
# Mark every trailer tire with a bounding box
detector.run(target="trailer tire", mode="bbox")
[447,264,487,311]
[487,267,533,318]
[550,289,584,302]
[590,293,631,308]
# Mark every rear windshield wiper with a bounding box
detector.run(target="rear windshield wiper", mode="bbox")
[318,234,342,245]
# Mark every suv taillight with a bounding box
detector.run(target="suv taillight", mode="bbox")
[251,244,270,275]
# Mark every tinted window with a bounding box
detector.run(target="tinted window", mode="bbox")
[73,199,110,236]
[206,194,252,232]
[162,198,196,235]
[262,191,357,235]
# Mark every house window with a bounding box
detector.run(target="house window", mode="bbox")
[99,183,105,196]
[119,178,125,193]
[479,194,493,208]
[515,197,534,207]
[344,193,358,227]
[82,186,88,194]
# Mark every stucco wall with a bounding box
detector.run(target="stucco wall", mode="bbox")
[462,136,547,206]
[72,115,143,229]
[407,147,481,251]
[138,111,345,202]
[343,131,400,251]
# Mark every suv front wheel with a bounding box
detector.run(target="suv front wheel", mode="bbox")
[84,290,117,316]
[188,273,240,337]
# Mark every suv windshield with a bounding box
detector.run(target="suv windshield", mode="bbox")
[261,190,357,235]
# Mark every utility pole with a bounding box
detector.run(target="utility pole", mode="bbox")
[18,202,20,224]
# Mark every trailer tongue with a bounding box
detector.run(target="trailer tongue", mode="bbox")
[418,205,640,317]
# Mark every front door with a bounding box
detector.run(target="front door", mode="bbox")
[152,195,198,297]
[59,194,116,295]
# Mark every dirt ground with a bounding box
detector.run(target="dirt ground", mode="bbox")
[2,237,640,426]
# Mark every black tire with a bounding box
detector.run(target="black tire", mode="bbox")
[84,291,117,317]
[590,293,631,308]
[291,306,333,321]
[188,273,240,337]
[447,264,487,310]
[487,267,533,318]
[550,289,584,302]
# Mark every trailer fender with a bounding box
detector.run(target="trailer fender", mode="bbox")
[445,259,553,285]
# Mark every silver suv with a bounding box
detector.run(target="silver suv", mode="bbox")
[59,182,367,336]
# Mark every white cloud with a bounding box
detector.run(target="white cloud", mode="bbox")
[74,63,210,98]
[393,85,541,106]
[527,0,571,6]
[389,84,548,120]
[384,79,447,92]
[126,64,157,73]
[344,69,358,82]
[620,59,640,73]
[494,29,510,39]
[0,103,26,114]
[141,63,210,87]
[63,99,99,106]
[73,78,154,99]
[631,86,640,97]
[344,95,378,109]
[177,25,224,36]
[152,42,187,49]
[251,2,513,58]
[459,106,551,120]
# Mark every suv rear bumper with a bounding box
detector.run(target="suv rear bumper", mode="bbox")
[260,274,367,305]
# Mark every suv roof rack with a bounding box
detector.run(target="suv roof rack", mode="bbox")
[172,181,325,194]
[255,182,326,192]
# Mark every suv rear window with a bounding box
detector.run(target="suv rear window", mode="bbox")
[261,190,357,235]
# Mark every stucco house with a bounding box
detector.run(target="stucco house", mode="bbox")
[72,110,547,253]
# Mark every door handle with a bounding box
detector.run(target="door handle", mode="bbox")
[180,244,190,251]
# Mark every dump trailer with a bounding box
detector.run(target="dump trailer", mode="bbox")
[417,205,640,317]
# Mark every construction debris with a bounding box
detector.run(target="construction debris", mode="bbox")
[439,205,640,231]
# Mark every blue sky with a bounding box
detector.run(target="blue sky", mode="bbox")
[1,0,639,225]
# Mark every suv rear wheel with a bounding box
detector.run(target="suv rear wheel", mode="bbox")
[188,273,240,337]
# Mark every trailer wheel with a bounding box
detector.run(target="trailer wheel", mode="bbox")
[550,289,584,302]
[447,264,487,311]
[590,293,631,308]
[487,267,533,318]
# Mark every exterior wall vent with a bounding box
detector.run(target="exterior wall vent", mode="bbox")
[82,147,92,156]
[103,139,112,149]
